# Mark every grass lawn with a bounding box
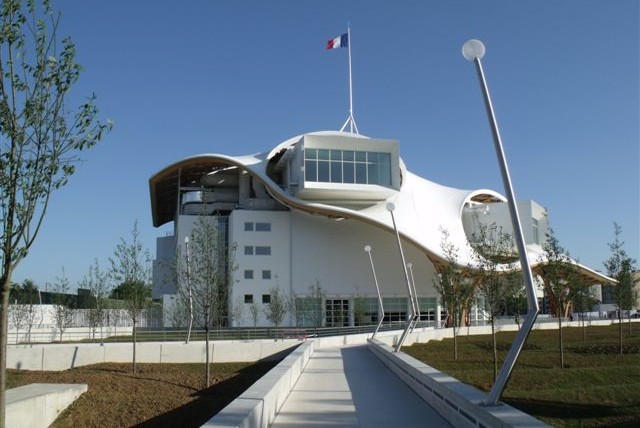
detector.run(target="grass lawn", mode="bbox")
[403,324,640,428]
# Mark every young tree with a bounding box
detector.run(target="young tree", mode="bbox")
[604,223,639,354]
[433,228,468,360]
[79,259,109,341]
[110,221,152,374]
[538,228,583,368]
[264,287,288,335]
[470,222,518,380]
[307,279,326,333]
[249,301,260,329]
[8,280,38,343]
[49,268,74,343]
[0,0,111,420]
[180,215,237,387]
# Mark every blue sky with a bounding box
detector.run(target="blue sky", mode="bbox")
[12,0,639,289]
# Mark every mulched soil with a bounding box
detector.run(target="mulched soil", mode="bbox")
[7,360,279,428]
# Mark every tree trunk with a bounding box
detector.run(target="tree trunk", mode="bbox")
[1,271,14,428]
[453,309,458,360]
[132,319,138,374]
[619,310,623,355]
[558,315,564,369]
[491,320,497,382]
[205,327,211,388]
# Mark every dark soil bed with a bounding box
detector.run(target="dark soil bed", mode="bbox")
[7,360,278,427]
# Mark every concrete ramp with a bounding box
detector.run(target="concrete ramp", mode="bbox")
[6,383,87,428]
[270,344,451,427]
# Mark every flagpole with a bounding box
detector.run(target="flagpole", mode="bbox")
[340,25,358,134]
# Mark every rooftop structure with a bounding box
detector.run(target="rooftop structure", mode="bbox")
[149,130,610,327]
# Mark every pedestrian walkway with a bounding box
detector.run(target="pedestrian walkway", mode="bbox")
[270,344,452,427]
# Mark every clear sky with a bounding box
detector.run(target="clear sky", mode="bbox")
[12,0,639,290]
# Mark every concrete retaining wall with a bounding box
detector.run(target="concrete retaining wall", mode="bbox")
[202,340,314,428]
[368,339,550,428]
[7,339,300,371]
[6,383,87,428]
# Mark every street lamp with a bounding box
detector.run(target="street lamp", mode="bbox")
[184,236,194,344]
[387,202,418,351]
[462,39,539,405]
[364,245,385,337]
[407,262,421,331]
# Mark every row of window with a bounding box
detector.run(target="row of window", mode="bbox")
[304,148,392,187]
[244,245,271,255]
[244,221,271,232]
[243,269,271,280]
[244,294,271,304]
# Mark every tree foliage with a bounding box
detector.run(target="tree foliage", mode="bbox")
[264,286,287,331]
[470,221,518,380]
[0,1,110,420]
[79,258,109,340]
[110,221,152,374]
[175,214,237,387]
[604,222,639,354]
[49,267,74,342]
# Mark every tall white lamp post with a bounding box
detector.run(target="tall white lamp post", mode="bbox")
[462,39,540,405]
[387,203,418,351]
[364,245,385,337]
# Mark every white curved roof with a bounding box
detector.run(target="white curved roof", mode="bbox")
[149,130,613,284]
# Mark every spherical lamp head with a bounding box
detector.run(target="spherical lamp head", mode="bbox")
[462,39,485,61]
[386,202,395,212]
[364,245,372,252]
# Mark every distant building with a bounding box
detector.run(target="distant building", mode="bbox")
[149,131,611,327]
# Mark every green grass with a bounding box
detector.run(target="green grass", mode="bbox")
[403,324,640,428]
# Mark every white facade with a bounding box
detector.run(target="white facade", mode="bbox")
[149,131,611,328]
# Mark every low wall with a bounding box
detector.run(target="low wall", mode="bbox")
[368,339,550,428]
[6,383,87,428]
[7,339,300,371]
[202,340,314,428]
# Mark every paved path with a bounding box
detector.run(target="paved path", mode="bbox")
[270,344,451,427]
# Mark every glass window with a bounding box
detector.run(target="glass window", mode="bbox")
[262,270,271,280]
[382,297,407,322]
[330,161,342,183]
[305,148,317,160]
[244,222,254,231]
[244,270,253,279]
[305,160,317,181]
[244,294,253,304]
[317,149,330,160]
[353,297,379,326]
[317,161,329,182]
[325,299,350,327]
[255,246,271,255]
[262,294,271,304]
[355,163,367,184]
[304,148,392,187]
[255,222,271,232]
[244,246,253,255]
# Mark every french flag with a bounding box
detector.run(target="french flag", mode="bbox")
[326,33,348,50]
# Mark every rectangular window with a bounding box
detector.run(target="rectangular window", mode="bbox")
[244,269,253,279]
[244,294,253,304]
[325,299,350,327]
[262,294,271,304]
[262,270,271,280]
[244,246,254,255]
[382,297,408,322]
[255,222,271,232]
[532,218,540,245]
[304,148,392,187]
[255,246,271,255]
[244,222,254,231]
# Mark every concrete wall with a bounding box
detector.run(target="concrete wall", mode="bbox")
[6,383,87,428]
[368,339,550,428]
[6,339,301,371]
[203,340,314,428]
